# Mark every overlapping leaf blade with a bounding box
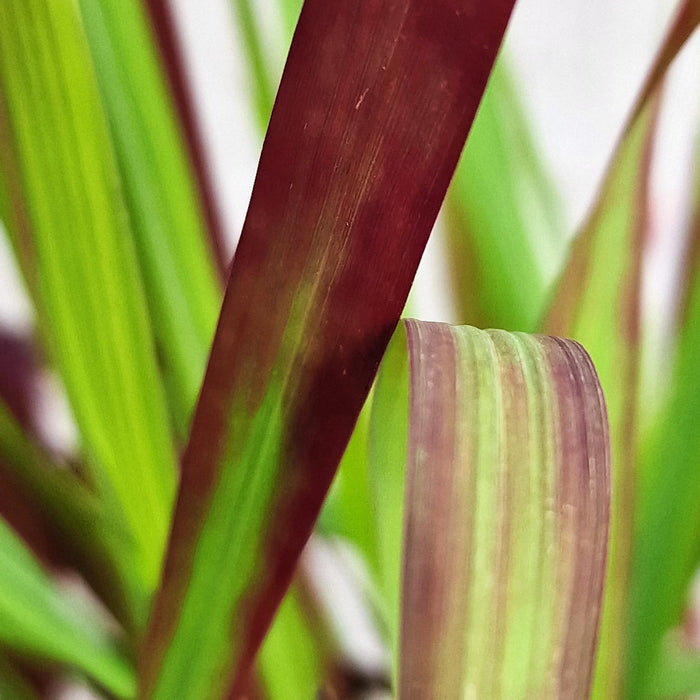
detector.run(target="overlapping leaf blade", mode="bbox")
[629,51,700,699]
[0,401,139,623]
[446,55,565,331]
[78,0,222,434]
[256,581,325,700]
[371,320,610,698]
[139,1,516,697]
[0,0,177,608]
[542,3,700,695]
[543,94,659,700]
[0,517,135,698]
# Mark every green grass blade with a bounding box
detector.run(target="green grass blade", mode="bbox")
[0,0,177,601]
[543,5,700,695]
[257,581,325,700]
[232,0,276,130]
[446,55,565,331]
[543,95,660,700]
[0,517,135,698]
[629,149,700,700]
[0,401,142,625]
[143,0,229,277]
[139,2,515,697]
[318,397,378,572]
[371,320,611,698]
[78,0,222,435]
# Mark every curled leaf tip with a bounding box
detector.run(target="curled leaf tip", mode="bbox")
[372,321,611,700]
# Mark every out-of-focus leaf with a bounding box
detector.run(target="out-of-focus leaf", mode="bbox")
[0,656,40,700]
[139,2,515,697]
[0,97,36,297]
[276,0,304,39]
[0,402,139,625]
[446,55,565,331]
[371,320,610,698]
[144,0,230,275]
[0,0,177,606]
[0,332,57,566]
[257,581,325,700]
[0,330,37,431]
[629,130,700,700]
[78,0,222,435]
[541,4,700,696]
[642,635,700,699]
[318,397,377,571]
[543,94,659,700]
[232,0,276,130]
[0,518,135,698]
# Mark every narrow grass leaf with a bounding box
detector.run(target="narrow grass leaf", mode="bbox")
[140,2,516,697]
[0,517,135,698]
[78,0,222,434]
[629,86,700,700]
[0,401,141,626]
[318,396,378,571]
[232,0,276,130]
[144,0,230,275]
[257,581,325,700]
[0,0,177,601]
[446,55,566,331]
[372,320,610,699]
[543,5,700,695]
[543,94,659,700]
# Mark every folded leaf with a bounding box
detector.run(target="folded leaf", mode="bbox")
[0,0,177,604]
[0,517,135,698]
[372,320,611,699]
[140,2,516,697]
[78,0,222,435]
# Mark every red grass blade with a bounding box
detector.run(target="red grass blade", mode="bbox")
[140,2,515,697]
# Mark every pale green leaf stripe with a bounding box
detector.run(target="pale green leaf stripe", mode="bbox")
[78,0,221,434]
[0,518,135,698]
[0,0,176,597]
[371,321,610,699]
[369,326,410,652]
[446,56,565,332]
